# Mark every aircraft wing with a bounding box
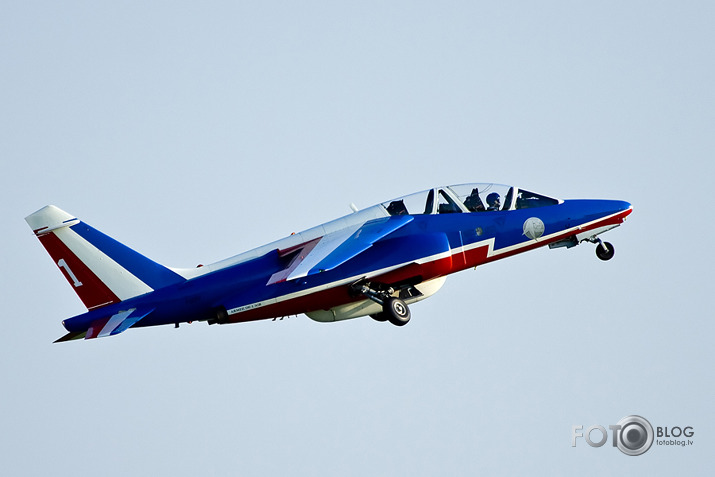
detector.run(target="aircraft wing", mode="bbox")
[271,215,414,283]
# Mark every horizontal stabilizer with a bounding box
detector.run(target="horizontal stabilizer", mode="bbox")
[54,331,87,343]
[81,307,154,341]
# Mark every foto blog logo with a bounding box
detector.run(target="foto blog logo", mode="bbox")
[572,415,695,456]
[572,415,654,456]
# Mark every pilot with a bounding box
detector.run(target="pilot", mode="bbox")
[486,192,501,211]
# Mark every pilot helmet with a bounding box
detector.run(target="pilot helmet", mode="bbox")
[487,192,501,208]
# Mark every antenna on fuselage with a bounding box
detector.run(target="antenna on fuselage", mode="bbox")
[349,203,359,213]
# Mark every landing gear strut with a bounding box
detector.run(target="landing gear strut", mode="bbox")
[550,232,618,261]
[351,280,412,326]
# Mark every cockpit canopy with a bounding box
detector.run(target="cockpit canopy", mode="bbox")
[381,183,561,216]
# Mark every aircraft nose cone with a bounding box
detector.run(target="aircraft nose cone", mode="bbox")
[561,199,633,225]
[597,200,634,225]
[615,200,633,217]
[597,199,633,219]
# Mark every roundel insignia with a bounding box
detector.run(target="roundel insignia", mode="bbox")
[523,217,545,240]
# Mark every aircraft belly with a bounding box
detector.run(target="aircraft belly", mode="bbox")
[220,256,455,324]
[221,262,451,324]
[218,232,453,322]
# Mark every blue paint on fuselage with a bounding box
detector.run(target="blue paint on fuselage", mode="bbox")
[61,199,631,332]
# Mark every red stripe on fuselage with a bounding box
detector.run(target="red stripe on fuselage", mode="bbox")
[37,232,121,310]
[481,207,632,266]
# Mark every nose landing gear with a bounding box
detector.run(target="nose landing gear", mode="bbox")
[595,239,615,261]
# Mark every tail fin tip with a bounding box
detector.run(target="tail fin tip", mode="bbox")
[26,205,78,235]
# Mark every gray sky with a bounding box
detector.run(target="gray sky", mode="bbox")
[2,1,713,475]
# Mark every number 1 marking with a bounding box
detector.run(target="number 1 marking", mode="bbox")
[57,259,83,287]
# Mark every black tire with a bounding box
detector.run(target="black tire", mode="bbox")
[596,241,615,261]
[370,312,388,322]
[384,297,410,326]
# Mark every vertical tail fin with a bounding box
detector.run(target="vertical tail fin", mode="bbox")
[25,205,185,310]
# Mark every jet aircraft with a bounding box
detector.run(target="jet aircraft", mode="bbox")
[26,183,632,342]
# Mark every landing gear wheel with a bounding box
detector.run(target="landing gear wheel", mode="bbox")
[596,241,615,261]
[370,312,388,322]
[384,297,410,326]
